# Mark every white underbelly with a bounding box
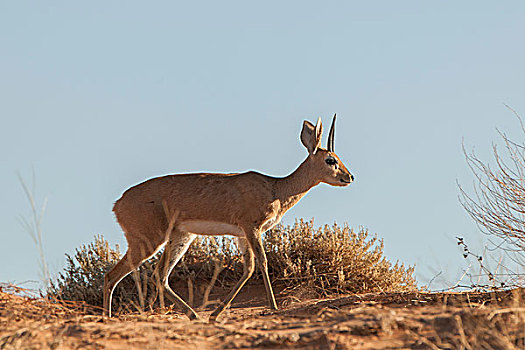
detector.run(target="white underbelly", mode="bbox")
[178,220,245,237]
[261,216,281,232]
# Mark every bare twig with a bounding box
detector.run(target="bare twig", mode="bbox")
[458,107,525,289]
[201,259,224,308]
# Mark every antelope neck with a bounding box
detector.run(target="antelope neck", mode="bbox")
[274,156,320,212]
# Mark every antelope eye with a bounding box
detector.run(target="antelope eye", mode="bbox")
[325,157,337,166]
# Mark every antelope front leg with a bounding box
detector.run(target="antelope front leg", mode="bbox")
[248,233,278,310]
[209,237,255,322]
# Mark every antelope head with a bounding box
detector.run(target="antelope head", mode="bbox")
[300,114,354,187]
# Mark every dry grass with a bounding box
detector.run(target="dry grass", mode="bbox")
[48,219,416,314]
[415,289,525,349]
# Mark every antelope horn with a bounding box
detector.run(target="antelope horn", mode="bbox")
[327,113,336,152]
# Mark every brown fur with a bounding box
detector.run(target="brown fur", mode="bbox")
[103,116,353,321]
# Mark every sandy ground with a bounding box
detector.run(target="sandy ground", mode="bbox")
[1,285,524,349]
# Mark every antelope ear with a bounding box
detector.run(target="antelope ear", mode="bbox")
[301,118,323,154]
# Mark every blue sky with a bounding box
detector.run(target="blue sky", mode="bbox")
[1,1,524,289]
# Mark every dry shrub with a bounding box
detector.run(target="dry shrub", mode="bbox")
[48,220,416,314]
[265,219,416,295]
[47,236,121,311]
[47,235,242,314]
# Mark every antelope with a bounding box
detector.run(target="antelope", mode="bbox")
[103,114,354,321]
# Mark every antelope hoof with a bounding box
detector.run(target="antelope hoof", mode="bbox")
[208,314,221,324]
[187,311,201,321]
[209,309,223,323]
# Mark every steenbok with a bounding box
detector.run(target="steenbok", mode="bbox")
[104,115,354,321]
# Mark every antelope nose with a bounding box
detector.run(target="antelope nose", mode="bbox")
[350,173,355,182]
